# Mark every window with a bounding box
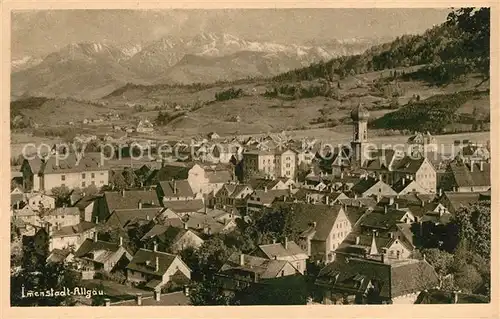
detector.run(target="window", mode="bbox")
[100,180,104,184]
[82,181,86,187]
[91,173,95,178]
[100,172,104,176]
[61,175,66,181]
[91,181,95,185]
[82,173,86,179]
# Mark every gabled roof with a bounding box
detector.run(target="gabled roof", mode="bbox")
[256,241,308,260]
[337,197,377,209]
[248,178,283,190]
[391,156,427,174]
[126,249,181,276]
[103,190,160,213]
[249,189,291,205]
[442,191,484,213]
[351,178,394,196]
[282,203,344,241]
[219,252,291,279]
[51,221,96,238]
[46,248,72,264]
[106,208,162,228]
[157,180,194,198]
[74,238,131,263]
[448,161,490,187]
[42,153,108,174]
[317,256,439,299]
[359,209,410,231]
[163,199,204,213]
[74,194,102,210]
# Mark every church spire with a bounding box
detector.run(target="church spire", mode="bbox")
[369,230,378,255]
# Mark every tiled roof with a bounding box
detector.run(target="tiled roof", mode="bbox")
[184,213,229,234]
[46,248,72,263]
[248,178,282,190]
[163,199,204,213]
[249,189,291,205]
[42,154,108,174]
[351,177,384,195]
[317,256,439,299]
[257,241,308,260]
[103,190,160,213]
[154,165,191,181]
[448,161,490,187]
[74,194,101,210]
[157,180,194,199]
[51,221,96,238]
[220,252,290,279]
[141,225,191,248]
[442,191,483,213]
[337,197,377,208]
[106,208,163,228]
[126,249,179,276]
[74,239,130,263]
[359,209,409,230]
[392,156,426,174]
[283,203,343,241]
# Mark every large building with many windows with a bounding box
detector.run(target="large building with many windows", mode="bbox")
[242,148,296,179]
[21,153,109,193]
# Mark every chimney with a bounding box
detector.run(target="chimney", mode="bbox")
[453,291,459,304]
[184,222,188,230]
[384,205,388,214]
[94,231,98,242]
[325,196,330,205]
[480,161,484,171]
[395,203,399,210]
[402,177,405,186]
[272,238,276,244]
[95,216,99,224]
[146,215,150,221]
[239,253,245,266]
[104,298,111,307]
[389,232,394,239]
[121,189,125,197]
[136,293,142,306]
[355,236,360,245]
[284,237,288,250]
[154,289,161,302]
[173,180,177,194]
[264,186,268,193]
[381,252,385,264]
[378,174,382,181]
[274,255,278,260]
[183,285,190,297]
[438,188,442,197]
[155,256,159,272]
[153,242,158,252]
[119,236,123,246]
[340,172,344,179]
[470,160,474,172]
[138,200,142,209]
[389,197,394,205]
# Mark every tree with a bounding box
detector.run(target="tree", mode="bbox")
[122,168,137,187]
[454,264,483,293]
[296,162,312,182]
[197,237,237,276]
[11,259,79,306]
[82,184,99,196]
[51,185,71,207]
[421,248,454,277]
[189,277,235,305]
[109,171,127,190]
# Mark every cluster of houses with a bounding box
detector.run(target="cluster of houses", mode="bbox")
[10,104,491,305]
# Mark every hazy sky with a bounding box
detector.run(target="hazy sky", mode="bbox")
[11,9,451,59]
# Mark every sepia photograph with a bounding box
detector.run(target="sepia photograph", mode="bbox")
[7,6,493,309]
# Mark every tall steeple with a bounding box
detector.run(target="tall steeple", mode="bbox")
[350,103,370,167]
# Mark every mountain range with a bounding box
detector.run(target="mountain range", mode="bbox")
[11,33,379,99]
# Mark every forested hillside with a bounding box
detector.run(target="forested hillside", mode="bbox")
[273,8,490,84]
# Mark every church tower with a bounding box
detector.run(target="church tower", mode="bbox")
[350,103,370,167]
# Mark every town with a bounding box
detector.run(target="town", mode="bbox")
[9,7,491,307]
[10,103,491,306]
